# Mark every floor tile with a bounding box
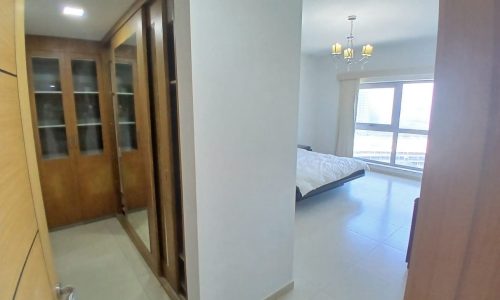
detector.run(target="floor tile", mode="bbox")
[281,172,420,300]
[50,218,171,300]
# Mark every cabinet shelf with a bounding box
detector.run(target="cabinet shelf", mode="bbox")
[119,121,136,125]
[38,124,66,128]
[77,122,102,127]
[43,153,68,160]
[35,91,62,94]
[74,91,99,94]
[117,92,134,96]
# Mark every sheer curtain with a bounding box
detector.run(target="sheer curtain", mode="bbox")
[335,78,360,157]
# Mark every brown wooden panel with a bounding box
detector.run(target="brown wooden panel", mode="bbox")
[15,0,58,285]
[39,159,82,228]
[0,72,38,300]
[14,235,56,300]
[121,151,149,209]
[0,0,16,74]
[67,53,118,220]
[26,53,82,229]
[26,35,102,56]
[405,0,500,299]
[149,0,180,290]
[26,37,120,227]
[77,155,117,218]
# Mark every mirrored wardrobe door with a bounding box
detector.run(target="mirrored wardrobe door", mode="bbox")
[110,8,160,272]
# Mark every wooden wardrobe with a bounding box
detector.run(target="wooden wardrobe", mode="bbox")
[26,37,118,228]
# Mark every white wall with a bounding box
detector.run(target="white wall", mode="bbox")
[176,1,303,299]
[298,54,339,154]
[297,37,437,154]
[174,0,200,299]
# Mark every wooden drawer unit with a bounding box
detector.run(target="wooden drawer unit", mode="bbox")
[0,70,38,300]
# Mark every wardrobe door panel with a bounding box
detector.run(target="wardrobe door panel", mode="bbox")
[29,55,81,228]
[0,73,38,300]
[149,0,181,290]
[70,57,117,220]
[111,9,160,273]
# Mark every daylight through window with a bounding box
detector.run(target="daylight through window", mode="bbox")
[353,81,433,170]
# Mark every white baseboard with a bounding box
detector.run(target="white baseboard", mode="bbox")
[368,163,422,181]
[264,281,294,300]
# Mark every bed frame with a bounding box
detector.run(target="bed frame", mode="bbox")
[296,145,366,200]
[296,169,365,201]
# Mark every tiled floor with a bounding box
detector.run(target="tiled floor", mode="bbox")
[50,217,171,300]
[127,208,151,251]
[279,171,421,300]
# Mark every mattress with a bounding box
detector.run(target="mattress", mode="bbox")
[296,148,369,196]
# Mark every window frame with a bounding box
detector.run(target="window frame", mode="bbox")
[354,80,433,171]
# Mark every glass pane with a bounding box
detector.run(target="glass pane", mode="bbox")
[356,88,394,125]
[118,95,136,122]
[353,130,393,163]
[32,58,61,91]
[395,133,428,169]
[75,94,101,124]
[78,125,103,155]
[72,60,98,92]
[35,94,65,126]
[72,60,103,156]
[399,82,434,130]
[119,124,137,150]
[115,56,137,151]
[116,63,134,93]
[39,127,68,159]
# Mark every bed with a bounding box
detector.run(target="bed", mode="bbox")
[296,148,369,200]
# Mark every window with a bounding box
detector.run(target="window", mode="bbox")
[353,81,433,170]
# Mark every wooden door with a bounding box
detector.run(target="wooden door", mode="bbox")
[0,1,57,298]
[0,0,16,74]
[14,235,54,300]
[404,0,500,299]
[67,53,118,220]
[110,8,161,274]
[27,53,82,228]
[26,36,121,227]
[0,70,40,300]
[149,0,181,291]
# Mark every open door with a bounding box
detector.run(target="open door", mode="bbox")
[0,0,62,299]
[405,0,500,299]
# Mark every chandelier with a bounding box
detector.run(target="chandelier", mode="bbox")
[331,15,373,67]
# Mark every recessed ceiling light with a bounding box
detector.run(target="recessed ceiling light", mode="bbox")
[63,6,84,17]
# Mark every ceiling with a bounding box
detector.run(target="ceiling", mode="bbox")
[26,0,136,41]
[301,0,439,54]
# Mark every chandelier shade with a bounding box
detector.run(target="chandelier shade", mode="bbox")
[331,15,373,66]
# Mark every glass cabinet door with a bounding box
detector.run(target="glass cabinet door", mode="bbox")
[32,57,68,160]
[115,61,137,151]
[72,60,104,155]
